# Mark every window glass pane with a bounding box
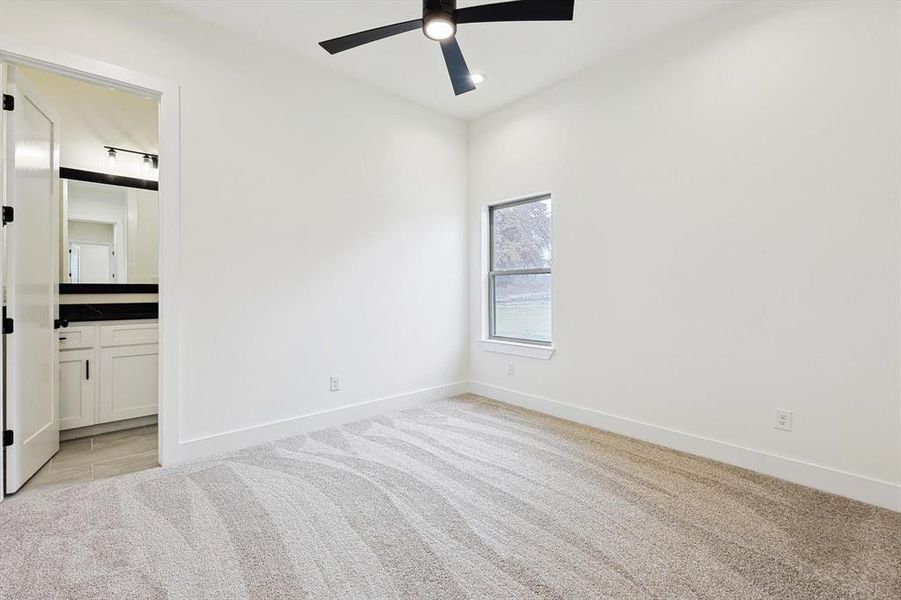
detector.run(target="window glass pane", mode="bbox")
[492,198,551,271]
[493,273,551,343]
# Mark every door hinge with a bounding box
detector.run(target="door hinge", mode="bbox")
[2,430,12,447]
[2,206,13,225]
[2,307,12,335]
[2,94,13,111]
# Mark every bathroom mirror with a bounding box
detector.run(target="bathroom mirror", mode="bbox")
[61,168,159,287]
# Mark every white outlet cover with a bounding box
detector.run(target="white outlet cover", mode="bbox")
[507,361,515,376]
[775,409,792,432]
[329,376,340,392]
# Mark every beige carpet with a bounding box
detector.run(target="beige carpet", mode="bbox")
[1,395,898,599]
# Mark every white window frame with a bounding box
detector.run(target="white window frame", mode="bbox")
[485,194,554,354]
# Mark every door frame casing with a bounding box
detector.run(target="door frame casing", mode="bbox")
[0,37,181,468]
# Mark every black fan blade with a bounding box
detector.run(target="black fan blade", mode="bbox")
[439,37,476,96]
[319,18,423,54]
[456,0,574,24]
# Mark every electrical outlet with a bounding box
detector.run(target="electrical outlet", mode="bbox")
[775,409,792,432]
[329,376,340,392]
[507,361,515,376]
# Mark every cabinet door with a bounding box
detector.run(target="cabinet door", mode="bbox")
[99,344,158,423]
[59,349,96,430]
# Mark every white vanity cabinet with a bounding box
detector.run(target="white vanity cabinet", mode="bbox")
[58,320,158,431]
[59,348,96,430]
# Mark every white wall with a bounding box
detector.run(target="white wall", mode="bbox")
[1,1,468,446]
[19,65,158,180]
[468,1,900,504]
[127,188,159,283]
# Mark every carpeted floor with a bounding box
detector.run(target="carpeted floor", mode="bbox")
[1,394,899,599]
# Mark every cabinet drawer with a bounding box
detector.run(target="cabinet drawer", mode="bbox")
[100,323,159,347]
[59,326,96,350]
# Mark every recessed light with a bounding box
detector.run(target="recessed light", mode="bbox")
[470,73,486,85]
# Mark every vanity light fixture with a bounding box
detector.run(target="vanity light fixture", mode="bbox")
[103,146,159,174]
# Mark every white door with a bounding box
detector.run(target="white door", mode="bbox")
[59,349,96,430]
[3,65,60,493]
[99,344,158,423]
[1,60,6,501]
[70,241,114,283]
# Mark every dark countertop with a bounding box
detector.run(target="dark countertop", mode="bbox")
[60,302,158,323]
[60,283,158,294]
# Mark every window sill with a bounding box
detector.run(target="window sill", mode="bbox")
[479,339,555,359]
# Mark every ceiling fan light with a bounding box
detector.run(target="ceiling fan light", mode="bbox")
[424,16,455,41]
[470,73,485,85]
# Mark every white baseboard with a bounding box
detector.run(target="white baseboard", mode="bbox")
[469,381,901,512]
[178,381,468,461]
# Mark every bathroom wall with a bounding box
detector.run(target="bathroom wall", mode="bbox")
[20,66,158,181]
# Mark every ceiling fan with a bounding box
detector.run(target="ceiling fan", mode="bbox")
[319,0,575,96]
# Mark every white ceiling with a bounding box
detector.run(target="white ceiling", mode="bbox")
[162,0,732,120]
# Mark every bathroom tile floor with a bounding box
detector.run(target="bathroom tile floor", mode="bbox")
[17,425,158,496]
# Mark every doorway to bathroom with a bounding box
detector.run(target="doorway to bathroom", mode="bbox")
[0,46,181,499]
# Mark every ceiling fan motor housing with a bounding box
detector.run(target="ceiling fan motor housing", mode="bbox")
[423,0,458,40]
[424,0,457,20]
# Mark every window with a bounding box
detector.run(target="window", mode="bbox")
[489,195,552,345]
